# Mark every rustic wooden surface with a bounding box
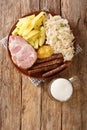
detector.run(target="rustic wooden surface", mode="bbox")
[0,0,87,130]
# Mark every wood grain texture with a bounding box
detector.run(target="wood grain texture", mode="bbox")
[40,0,60,13]
[40,81,62,130]
[78,1,87,129]
[0,0,87,130]
[61,0,87,130]
[62,77,82,130]
[21,77,41,130]
[40,1,62,130]
[0,0,22,130]
[0,45,22,130]
[20,1,42,130]
[20,0,39,16]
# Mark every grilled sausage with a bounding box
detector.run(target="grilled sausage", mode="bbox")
[32,58,63,69]
[28,64,59,75]
[36,53,63,64]
[42,61,71,78]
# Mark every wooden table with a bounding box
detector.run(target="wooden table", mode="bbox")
[0,0,87,130]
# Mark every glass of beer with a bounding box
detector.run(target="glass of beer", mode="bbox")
[48,76,79,102]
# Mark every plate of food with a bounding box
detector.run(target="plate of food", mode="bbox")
[7,10,75,79]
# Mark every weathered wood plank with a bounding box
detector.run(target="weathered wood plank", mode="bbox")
[21,77,41,130]
[61,0,87,129]
[0,47,22,130]
[40,0,60,13]
[0,0,21,38]
[0,0,87,130]
[0,0,22,130]
[78,1,87,129]
[20,1,41,130]
[62,78,82,130]
[40,1,62,130]
[20,0,39,16]
[40,81,62,130]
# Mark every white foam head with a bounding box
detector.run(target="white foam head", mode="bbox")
[50,78,73,101]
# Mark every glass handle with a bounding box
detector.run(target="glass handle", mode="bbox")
[69,76,79,85]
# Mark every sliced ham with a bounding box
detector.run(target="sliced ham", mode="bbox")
[9,35,37,69]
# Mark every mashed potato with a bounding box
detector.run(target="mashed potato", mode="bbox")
[45,14,75,61]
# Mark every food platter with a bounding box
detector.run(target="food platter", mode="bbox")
[7,10,75,79]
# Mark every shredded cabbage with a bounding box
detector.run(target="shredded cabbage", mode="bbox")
[45,14,75,61]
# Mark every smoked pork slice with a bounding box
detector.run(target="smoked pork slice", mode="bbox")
[9,35,37,69]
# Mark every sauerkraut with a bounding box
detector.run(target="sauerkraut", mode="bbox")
[45,14,75,61]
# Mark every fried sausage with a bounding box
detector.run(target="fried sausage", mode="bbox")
[28,64,59,75]
[42,61,71,78]
[36,53,63,64]
[32,58,63,69]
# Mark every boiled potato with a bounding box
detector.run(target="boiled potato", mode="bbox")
[18,22,29,35]
[22,13,45,37]
[15,15,35,35]
[43,15,47,26]
[28,33,39,42]
[22,23,34,36]
[39,26,45,46]
[18,19,34,35]
[24,30,39,40]
[12,12,46,49]
[28,38,39,49]
[19,15,35,23]
[33,12,45,24]
[16,21,23,28]
[37,45,53,59]
[34,15,45,29]
[27,40,35,47]
[34,39,39,49]
[27,33,39,43]
[12,27,19,35]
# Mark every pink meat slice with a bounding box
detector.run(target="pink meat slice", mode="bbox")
[9,35,37,69]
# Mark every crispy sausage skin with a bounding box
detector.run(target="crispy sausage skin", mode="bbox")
[36,53,63,64]
[42,61,71,78]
